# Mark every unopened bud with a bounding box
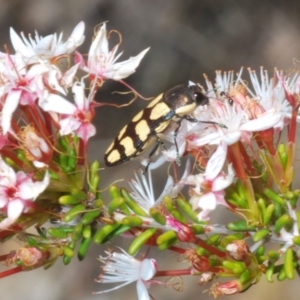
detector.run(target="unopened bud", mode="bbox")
[16,247,44,267]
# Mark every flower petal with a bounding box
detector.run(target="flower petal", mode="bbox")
[65,21,85,53]
[18,171,49,200]
[7,199,24,220]
[104,48,150,80]
[204,142,227,181]
[140,259,157,281]
[39,93,76,114]
[2,90,21,134]
[10,27,34,58]
[0,156,16,185]
[240,112,283,131]
[136,279,150,300]
[89,23,109,59]
[72,81,85,109]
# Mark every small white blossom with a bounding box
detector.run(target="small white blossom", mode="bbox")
[0,54,48,134]
[76,22,149,81]
[237,68,291,130]
[128,168,173,213]
[0,156,49,229]
[95,249,157,300]
[5,22,85,63]
[39,80,96,143]
[129,161,191,213]
[192,99,282,148]
[187,143,234,220]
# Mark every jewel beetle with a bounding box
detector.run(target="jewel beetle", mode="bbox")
[104,83,209,169]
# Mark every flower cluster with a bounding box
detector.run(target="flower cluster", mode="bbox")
[0,21,149,279]
[103,68,300,298]
[1,21,300,300]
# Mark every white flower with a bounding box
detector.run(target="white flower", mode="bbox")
[4,22,85,63]
[187,143,234,220]
[39,80,96,143]
[75,23,149,80]
[0,54,48,134]
[95,249,157,300]
[0,156,49,229]
[129,161,191,213]
[128,168,173,213]
[192,99,281,148]
[237,68,291,131]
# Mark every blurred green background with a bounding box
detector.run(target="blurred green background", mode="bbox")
[1,0,300,299]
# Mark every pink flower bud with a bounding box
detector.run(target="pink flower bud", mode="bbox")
[16,247,44,267]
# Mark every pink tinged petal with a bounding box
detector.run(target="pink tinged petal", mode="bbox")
[65,21,85,53]
[136,279,150,300]
[72,81,86,109]
[76,123,96,142]
[198,192,217,211]
[39,93,76,114]
[204,142,227,181]
[89,23,109,59]
[0,156,17,185]
[6,199,24,222]
[61,63,80,87]
[240,112,283,131]
[59,117,81,135]
[10,28,34,57]
[2,90,21,134]
[17,171,49,200]
[105,48,150,80]
[26,63,49,80]
[140,259,157,280]
[74,51,86,67]
[212,164,234,191]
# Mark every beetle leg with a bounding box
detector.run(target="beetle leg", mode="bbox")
[143,138,165,174]
[183,115,198,122]
[184,115,227,128]
[174,121,182,166]
[198,120,227,128]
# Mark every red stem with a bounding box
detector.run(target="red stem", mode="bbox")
[289,109,298,143]
[0,254,13,261]
[0,266,23,279]
[41,111,55,145]
[227,143,247,180]
[167,246,187,254]
[77,138,86,165]
[238,142,256,175]
[195,237,226,258]
[155,269,192,277]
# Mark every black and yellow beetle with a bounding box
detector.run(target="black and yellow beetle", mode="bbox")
[104,83,209,168]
